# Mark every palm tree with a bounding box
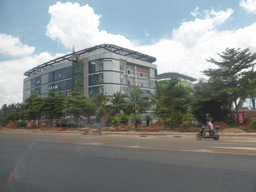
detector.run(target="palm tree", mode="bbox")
[128,86,150,115]
[94,92,110,107]
[127,86,150,128]
[111,91,127,115]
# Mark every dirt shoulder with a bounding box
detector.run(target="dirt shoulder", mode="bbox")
[1,126,255,134]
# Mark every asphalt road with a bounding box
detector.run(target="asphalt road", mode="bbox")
[1,131,256,192]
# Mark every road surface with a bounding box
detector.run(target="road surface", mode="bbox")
[1,131,256,191]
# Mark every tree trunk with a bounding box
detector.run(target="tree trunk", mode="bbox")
[252,98,255,109]
[51,118,53,128]
[171,102,174,126]
[234,99,239,126]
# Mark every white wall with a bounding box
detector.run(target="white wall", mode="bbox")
[104,84,120,96]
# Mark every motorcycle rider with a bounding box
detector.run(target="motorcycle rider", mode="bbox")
[208,119,214,136]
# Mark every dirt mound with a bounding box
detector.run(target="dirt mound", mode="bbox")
[244,129,256,133]
[148,121,166,129]
[214,121,232,128]
[172,128,200,132]
[221,128,246,133]
[127,123,135,129]
[5,122,19,129]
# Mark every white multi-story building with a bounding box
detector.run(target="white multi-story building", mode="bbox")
[23,44,158,102]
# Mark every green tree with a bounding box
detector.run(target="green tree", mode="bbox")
[97,105,106,127]
[127,86,150,114]
[125,86,150,128]
[54,92,66,127]
[191,78,232,125]
[16,103,25,121]
[145,114,152,127]
[83,98,96,127]
[111,91,127,116]
[203,47,256,125]
[24,94,44,127]
[65,91,96,127]
[94,92,110,107]
[156,79,193,128]
[42,92,56,127]
[1,112,17,125]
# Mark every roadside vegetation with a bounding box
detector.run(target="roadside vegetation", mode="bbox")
[1,47,256,131]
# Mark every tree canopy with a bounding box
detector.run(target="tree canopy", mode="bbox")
[193,48,256,125]
[156,79,193,127]
[65,91,96,126]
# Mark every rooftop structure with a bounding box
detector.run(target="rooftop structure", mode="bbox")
[24,44,156,77]
[157,72,197,83]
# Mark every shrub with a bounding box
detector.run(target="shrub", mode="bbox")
[17,121,26,128]
[224,117,235,126]
[144,115,152,127]
[111,114,121,127]
[120,114,130,125]
[131,114,142,125]
[105,116,113,126]
[251,120,256,129]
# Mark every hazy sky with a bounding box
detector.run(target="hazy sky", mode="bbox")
[1,0,256,106]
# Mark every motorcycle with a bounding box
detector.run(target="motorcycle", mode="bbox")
[196,124,221,140]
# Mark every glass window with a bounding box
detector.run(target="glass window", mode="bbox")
[48,83,59,91]
[62,80,67,90]
[99,60,103,71]
[89,74,99,86]
[31,88,35,94]
[31,78,36,88]
[35,87,41,95]
[120,60,126,71]
[150,68,155,78]
[35,76,41,87]
[95,60,100,71]
[151,80,155,88]
[99,73,103,84]
[89,61,96,74]
[99,86,104,93]
[66,67,72,78]
[120,73,125,84]
[54,70,60,81]
[48,72,53,82]
[48,84,53,92]
[66,79,72,89]
[89,87,99,97]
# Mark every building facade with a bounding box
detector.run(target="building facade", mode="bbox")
[23,44,157,102]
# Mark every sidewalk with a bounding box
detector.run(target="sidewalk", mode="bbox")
[1,128,256,136]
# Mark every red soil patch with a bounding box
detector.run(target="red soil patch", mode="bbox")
[220,128,247,133]
[148,121,167,129]
[5,122,19,129]
[172,128,200,132]
[243,129,256,133]
[213,121,232,128]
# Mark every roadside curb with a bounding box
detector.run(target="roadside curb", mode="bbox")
[1,129,256,136]
[104,132,256,136]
